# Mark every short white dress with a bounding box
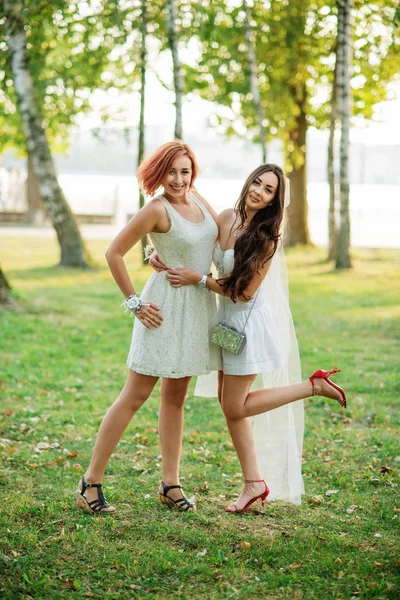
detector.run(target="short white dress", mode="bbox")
[196,242,305,505]
[213,243,282,375]
[127,193,221,378]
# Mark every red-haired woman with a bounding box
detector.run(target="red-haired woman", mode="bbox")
[76,141,220,514]
[160,164,347,512]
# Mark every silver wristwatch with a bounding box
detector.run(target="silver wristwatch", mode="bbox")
[197,275,208,289]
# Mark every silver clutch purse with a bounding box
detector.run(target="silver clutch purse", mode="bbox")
[211,323,247,355]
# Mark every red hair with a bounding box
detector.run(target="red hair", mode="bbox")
[137,140,199,196]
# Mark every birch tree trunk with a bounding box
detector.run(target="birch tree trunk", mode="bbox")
[27,153,45,224]
[4,1,92,268]
[327,56,338,261]
[0,265,12,304]
[243,0,267,162]
[285,88,311,246]
[335,0,353,269]
[138,0,148,264]
[166,0,183,139]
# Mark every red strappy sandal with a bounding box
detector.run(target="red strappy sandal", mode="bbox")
[309,367,347,408]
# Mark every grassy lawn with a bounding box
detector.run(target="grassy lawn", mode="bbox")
[0,236,399,599]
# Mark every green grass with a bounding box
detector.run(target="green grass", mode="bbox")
[0,237,399,599]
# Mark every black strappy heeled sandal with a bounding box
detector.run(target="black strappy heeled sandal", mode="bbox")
[158,481,196,512]
[76,476,116,514]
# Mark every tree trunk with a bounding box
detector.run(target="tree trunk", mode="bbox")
[285,90,311,246]
[138,0,148,264]
[4,1,92,268]
[166,0,183,139]
[0,265,12,305]
[243,0,267,162]
[336,0,353,269]
[328,56,338,261]
[27,153,45,224]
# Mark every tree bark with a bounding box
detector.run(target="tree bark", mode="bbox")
[27,153,45,224]
[0,265,12,305]
[4,1,92,268]
[243,0,267,162]
[166,0,183,139]
[138,0,148,264]
[327,55,338,261]
[285,89,311,246]
[336,0,353,269]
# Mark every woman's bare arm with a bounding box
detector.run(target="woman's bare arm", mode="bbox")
[165,255,273,302]
[106,200,167,296]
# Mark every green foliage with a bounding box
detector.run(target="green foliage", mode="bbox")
[0,237,399,598]
[0,0,143,156]
[182,0,400,166]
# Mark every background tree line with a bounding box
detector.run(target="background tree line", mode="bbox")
[0,0,399,301]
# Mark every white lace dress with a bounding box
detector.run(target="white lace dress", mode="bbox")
[127,193,221,378]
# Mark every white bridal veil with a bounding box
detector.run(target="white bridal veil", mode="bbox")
[195,178,305,505]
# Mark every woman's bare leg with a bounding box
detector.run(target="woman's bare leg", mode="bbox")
[220,374,266,511]
[82,370,158,504]
[224,376,344,420]
[158,376,191,501]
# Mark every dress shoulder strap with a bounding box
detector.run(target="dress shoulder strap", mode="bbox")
[187,191,210,220]
[155,194,177,225]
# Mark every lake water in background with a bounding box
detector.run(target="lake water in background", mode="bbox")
[57,174,399,248]
[1,171,398,247]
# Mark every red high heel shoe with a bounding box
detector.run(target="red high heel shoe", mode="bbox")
[309,367,347,408]
[225,479,270,513]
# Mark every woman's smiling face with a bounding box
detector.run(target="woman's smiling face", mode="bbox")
[163,155,192,199]
[245,170,279,212]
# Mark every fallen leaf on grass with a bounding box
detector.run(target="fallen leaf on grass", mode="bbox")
[325,489,338,497]
[196,549,207,557]
[289,563,301,570]
[379,466,391,475]
[374,533,382,538]
[346,505,361,514]
[194,481,208,492]
[36,442,50,450]
[72,463,82,472]
[241,542,251,549]
[308,495,324,504]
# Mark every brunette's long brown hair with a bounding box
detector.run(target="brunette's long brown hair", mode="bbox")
[220,164,286,302]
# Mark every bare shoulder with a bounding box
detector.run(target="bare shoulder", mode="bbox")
[217,208,235,225]
[144,197,166,216]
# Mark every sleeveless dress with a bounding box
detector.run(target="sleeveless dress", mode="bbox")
[212,243,282,375]
[195,242,305,505]
[127,193,221,378]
